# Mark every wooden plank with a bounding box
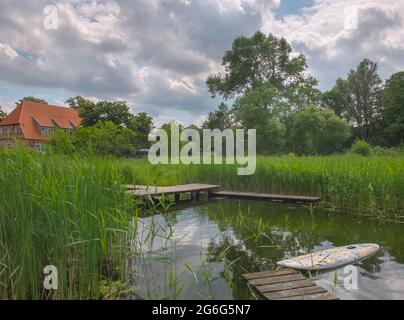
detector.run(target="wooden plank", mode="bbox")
[210,191,320,204]
[243,268,339,300]
[256,279,316,294]
[263,286,327,300]
[248,273,305,286]
[279,292,339,300]
[242,269,298,281]
[126,184,220,198]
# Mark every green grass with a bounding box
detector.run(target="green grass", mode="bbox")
[0,147,137,299]
[116,155,404,220]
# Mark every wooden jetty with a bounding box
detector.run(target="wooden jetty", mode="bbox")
[210,190,320,204]
[126,183,220,201]
[126,183,320,204]
[242,269,338,300]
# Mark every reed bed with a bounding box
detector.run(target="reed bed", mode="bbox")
[117,155,404,220]
[0,147,136,299]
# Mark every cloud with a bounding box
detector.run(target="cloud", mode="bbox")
[259,0,404,88]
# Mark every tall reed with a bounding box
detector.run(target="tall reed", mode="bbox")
[0,147,136,299]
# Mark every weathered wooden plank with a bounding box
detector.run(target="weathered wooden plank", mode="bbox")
[126,184,220,198]
[248,273,305,286]
[242,269,298,281]
[263,285,327,300]
[279,292,339,300]
[257,279,316,294]
[210,191,320,204]
[243,268,338,300]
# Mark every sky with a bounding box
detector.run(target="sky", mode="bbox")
[0,0,403,126]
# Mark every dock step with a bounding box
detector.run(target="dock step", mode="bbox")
[242,269,338,300]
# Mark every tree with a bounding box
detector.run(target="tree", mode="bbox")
[203,103,234,130]
[233,83,286,154]
[128,112,154,149]
[287,106,351,155]
[321,78,350,118]
[206,31,317,100]
[17,97,48,105]
[0,106,6,121]
[47,129,75,154]
[66,96,134,127]
[73,121,135,156]
[345,59,383,140]
[380,72,404,147]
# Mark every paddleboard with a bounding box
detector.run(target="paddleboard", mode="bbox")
[277,244,380,271]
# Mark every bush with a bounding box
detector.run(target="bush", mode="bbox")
[351,140,371,156]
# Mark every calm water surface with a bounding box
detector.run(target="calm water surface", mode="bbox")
[132,199,404,300]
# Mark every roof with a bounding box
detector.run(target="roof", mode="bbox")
[0,101,81,141]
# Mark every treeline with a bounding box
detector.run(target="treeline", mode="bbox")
[203,32,404,155]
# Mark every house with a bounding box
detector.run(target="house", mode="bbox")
[0,101,81,150]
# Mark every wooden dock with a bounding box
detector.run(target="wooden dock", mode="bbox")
[242,269,338,300]
[126,184,220,201]
[210,191,320,204]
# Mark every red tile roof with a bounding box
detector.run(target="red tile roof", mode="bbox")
[0,101,80,141]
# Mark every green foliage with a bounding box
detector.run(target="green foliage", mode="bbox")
[0,105,6,121]
[203,103,233,130]
[127,112,154,149]
[16,96,48,105]
[66,96,134,127]
[206,31,316,100]
[73,121,135,157]
[380,72,404,147]
[47,129,75,154]
[351,140,371,156]
[287,106,351,155]
[321,78,350,118]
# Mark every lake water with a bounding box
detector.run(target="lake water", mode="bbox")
[131,199,404,300]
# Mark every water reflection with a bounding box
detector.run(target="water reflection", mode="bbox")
[130,199,404,300]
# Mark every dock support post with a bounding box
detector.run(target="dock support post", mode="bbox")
[175,193,180,203]
[191,191,200,200]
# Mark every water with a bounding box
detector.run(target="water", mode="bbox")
[131,199,404,300]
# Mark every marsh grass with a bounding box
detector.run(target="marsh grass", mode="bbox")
[0,147,136,299]
[117,155,404,220]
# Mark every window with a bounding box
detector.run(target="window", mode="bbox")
[34,143,44,151]
[40,127,55,135]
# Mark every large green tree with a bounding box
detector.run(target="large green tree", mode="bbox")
[206,32,317,100]
[380,72,404,146]
[287,105,351,155]
[233,83,286,154]
[66,96,134,127]
[345,59,383,140]
[127,112,154,149]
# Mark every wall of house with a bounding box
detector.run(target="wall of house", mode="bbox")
[0,124,45,150]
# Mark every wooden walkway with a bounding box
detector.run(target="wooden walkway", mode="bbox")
[126,184,220,200]
[210,191,320,204]
[126,184,320,204]
[242,269,338,300]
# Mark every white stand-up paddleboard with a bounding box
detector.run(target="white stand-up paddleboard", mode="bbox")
[277,244,380,271]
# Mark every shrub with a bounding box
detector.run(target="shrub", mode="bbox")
[351,140,371,156]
